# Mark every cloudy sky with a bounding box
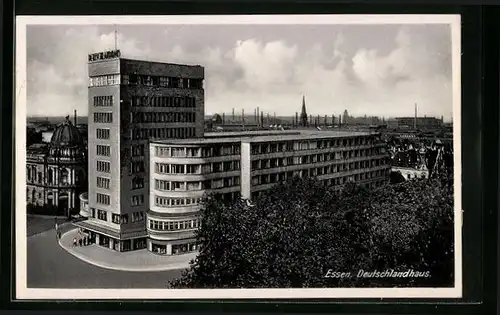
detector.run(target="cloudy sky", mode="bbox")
[26,23,454,120]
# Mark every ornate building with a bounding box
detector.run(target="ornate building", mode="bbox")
[26,116,87,217]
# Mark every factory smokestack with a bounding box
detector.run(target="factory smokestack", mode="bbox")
[74,109,77,126]
[414,103,417,130]
[232,108,235,121]
[257,107,260,125]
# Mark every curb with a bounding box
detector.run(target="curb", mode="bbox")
[58,230,191,272]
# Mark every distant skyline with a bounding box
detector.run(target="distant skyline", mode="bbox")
[25,21,455,120]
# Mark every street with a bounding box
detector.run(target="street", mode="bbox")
[27,217,184,288]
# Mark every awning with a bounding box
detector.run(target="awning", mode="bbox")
[73,219,148,240]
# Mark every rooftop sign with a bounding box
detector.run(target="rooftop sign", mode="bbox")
[88,50,121,62]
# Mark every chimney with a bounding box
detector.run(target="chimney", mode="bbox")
[414,103,417,129]
[339,114,342,128]
[332,115,335,126]
[295,112,299,127]
[274,112,276,124]
[267,113,270,125]
[242,109,245,127]
[74,109,77,125]
[232,108,235,121]
[257,107,260,125]
[261,111,264,127]
[222,113,225,125]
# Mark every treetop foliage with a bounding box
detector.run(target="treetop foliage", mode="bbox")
[171,174,454,288]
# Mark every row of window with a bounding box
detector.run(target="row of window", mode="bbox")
[154,176,241,192]
[154,196,203,207]
[155,179,202,191]
[91,209,145,224]
[93,112,113,123]
[251,168,389,186]
[27,166,75,185]
[130,96,197,108]
[96,145,111,157]
[131,127,196,140]
[96,193,111,205]
[89,75,121,87]
[148,218,202,231]
[96,160,111,173]
[96,128,110,139]
[251,154,386,170]
[250,138,378,155]
[122,74,203,90]
[154,161,240,175]
[130,111,196,124]
[93,96,114,107]
[96,176,110,189]
[154,145,239,158]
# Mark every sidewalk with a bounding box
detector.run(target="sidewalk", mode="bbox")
[58,228,197,272]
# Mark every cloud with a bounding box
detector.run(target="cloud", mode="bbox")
[25,24,453,120]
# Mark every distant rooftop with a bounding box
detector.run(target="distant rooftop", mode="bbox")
[152,129,374,146]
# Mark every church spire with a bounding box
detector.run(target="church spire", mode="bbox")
[300,95,308,126]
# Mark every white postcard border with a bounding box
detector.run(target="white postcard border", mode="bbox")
[15,14,462,300]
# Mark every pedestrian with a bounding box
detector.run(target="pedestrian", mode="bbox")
[73,237,77,247]
[78,238,82,246]
[83,237,87,246]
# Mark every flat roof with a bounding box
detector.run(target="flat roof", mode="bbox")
[151,130,375,146]
[120,58,203,68]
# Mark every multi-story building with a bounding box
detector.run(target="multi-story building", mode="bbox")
[26,116,87,217]
[77,49,205,252]
[387,117,444,129]
[148,130,391,255]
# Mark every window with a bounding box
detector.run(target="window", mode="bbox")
[93,112,113,123]
[155,180,170,191]
[96,160,111,173]
[131,194,145,206]
[96,176,110,189]
[97,210,107,221]
[121,74,129,85]
[96,193,110,205]
[93,96,114,107]
[96,128,110,139]
[186,181,201,191]
[96,145,111,156]
[132,212,144,222]
[130,161,145,173]
[132,176,145,189]
[112,214,120,224]
[186,164,201,174]
[89,74,121,87]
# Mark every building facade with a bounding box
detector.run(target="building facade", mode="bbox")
[148,130,391,255]
[387,117,443,129]
[78,50,205,252]
[26,117,87,217]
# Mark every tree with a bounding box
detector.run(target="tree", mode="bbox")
[171,175,454,288]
